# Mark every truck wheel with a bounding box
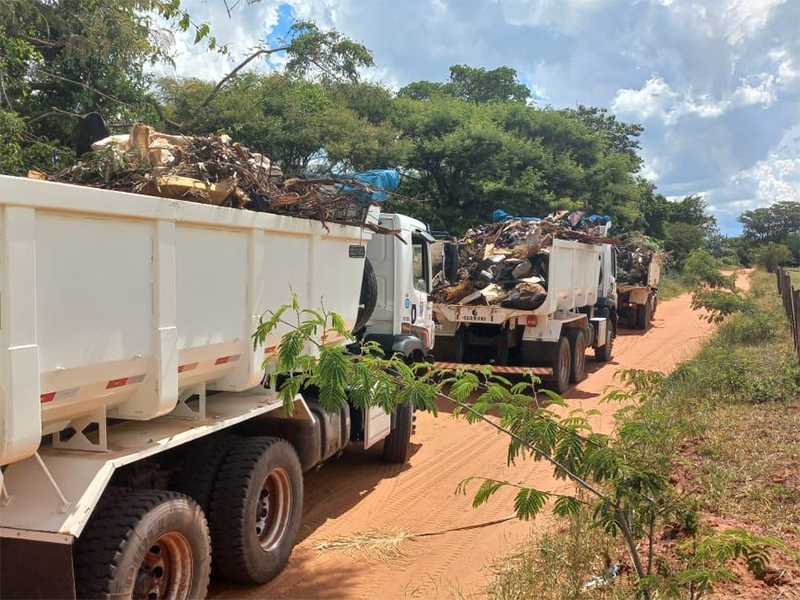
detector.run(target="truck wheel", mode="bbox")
[383,403,413,463]
[594,323,614,362]
[550,336,571,394]
[565,329,587,383]
[74,489,211,600]
[353,258,378,333]
[170,433,240,514]
[209,437,303,584]
[636,300,652,330]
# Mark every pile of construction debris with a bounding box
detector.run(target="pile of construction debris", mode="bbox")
[38,125,397,230]
[617,233,663,286]
[433,210,618,310]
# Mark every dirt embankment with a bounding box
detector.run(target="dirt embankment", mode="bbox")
[211,273,750,600]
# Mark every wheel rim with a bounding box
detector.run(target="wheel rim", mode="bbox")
[255,467,293,552]
[134,532,193,600]
[559,344,570,388]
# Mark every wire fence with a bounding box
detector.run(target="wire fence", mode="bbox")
[775,267,800,363]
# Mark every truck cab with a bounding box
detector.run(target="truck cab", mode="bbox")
[362,213,438,362]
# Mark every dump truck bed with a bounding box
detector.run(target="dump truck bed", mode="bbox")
[434,238,603,324]
[0,175,373,467]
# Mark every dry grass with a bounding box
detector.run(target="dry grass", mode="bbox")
[313,528,412,561]
[692,400,800,540]
[481,509,630,600]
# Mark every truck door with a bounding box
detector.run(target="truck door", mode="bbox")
[411,231,435,354]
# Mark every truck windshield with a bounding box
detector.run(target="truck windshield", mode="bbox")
[412,237,429,293]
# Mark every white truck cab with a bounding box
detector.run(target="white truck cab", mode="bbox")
[361,213,439,362]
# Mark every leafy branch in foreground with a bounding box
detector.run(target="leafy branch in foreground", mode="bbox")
[683,249,751,323]
[254,298,783,599]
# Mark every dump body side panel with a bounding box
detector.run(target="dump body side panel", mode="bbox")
[0,175,371,466]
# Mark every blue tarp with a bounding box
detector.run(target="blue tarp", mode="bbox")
[493,209,540,222]
[329,169,399,203]
[493,209,610,226]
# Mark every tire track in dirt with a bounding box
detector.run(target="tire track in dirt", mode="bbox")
[210,272,751,600]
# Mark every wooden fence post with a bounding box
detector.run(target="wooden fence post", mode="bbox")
[793,289,800,360]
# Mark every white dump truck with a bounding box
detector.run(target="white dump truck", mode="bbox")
[617,251,663,330]
[433,235,618,393]
[0,175,438,599]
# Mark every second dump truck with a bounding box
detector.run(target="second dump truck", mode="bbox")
[433,227,618,393]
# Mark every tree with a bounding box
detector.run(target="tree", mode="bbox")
[752,242,794,273]
[668,195,718,236]
[392,81,649,233]
[739,201,800,245]
[398,64,531,104]
[446,65,531,104]
[665,221,705,267]
[0,0,196,172]
[158,73,403,173]
[565,105,644,169]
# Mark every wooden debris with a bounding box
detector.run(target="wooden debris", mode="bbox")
[48,125,389,230]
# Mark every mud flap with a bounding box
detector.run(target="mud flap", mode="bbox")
[0,536,75,599]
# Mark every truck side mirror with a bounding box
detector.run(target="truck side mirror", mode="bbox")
[443,242,459,282]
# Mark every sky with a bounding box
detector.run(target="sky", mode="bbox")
[157,0,800,234]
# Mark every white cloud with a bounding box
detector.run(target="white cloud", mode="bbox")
[734,123,800,206]
[611,75,678,121]
[732,73,776,106]
[770,48,800,88]
[613,71,779,125]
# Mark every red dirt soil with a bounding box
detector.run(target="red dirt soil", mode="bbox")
[210,272,750,600]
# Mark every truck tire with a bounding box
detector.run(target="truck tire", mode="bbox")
[209,437,303,584]
[565,329,587,384]
[595,322,614,362]
[550,336,571,395]
[636,300,652,330]
[383,403,413,463]
[74,489,211,600]
[353,258,378,333]
[170,433,240,514]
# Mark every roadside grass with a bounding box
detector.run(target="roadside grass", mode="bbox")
[481,508,628,600]
[658,272,695,300]
[483,270,800,599]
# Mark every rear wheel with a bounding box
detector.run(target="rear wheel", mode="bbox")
[74,490,211,600]
[209,437,303,584]
[383,403,413,463]
[595,321,614,362]
[170,433,240,514]
[550,336,571,394]
[636,300,652,330]
[565,329,587,383]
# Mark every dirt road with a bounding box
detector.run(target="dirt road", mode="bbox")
[211,277,747,600]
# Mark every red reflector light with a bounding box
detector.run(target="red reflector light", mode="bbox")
[40,392,56,403]
[215,356,230,365]
[526,315,538,328]
[106,378,128,389]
